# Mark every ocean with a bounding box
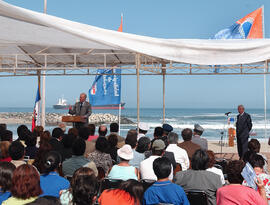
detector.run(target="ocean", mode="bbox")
[1,107,269,141]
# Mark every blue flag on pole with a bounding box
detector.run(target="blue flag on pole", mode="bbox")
[89,69,121,106]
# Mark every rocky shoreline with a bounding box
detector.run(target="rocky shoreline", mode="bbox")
[0,112,134,126]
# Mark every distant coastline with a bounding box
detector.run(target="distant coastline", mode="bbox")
[0,112,133,126]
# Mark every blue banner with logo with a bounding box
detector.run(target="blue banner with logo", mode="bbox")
[89,69,121,106]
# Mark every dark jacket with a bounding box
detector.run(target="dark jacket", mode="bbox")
[68,101,92,125]
[236,112,252,139]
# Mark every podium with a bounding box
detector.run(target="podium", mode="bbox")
[62,116,82,123]
[228,127,236,147]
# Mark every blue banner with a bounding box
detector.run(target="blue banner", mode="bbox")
[89,69,121,106]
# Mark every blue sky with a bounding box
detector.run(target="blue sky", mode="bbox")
[0,0,270,108]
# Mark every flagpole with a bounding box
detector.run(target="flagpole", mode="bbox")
[41,0,47,128]
[117,13,123,135]
[162,66,166,124]
[118,103,121,136]
[262,5,267,138]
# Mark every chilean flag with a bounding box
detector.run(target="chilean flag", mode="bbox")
[213,7,263,39]
[90,83,97,95]
[32,83,41,131]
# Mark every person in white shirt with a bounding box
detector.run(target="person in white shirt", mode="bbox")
[166,132,189,171]
[206,150,225,185]
[137,122,149,140]
[140,139,173,181]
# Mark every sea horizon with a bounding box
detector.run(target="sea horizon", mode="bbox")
[1,107,269,141]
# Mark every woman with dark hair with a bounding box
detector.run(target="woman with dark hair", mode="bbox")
[40,151,70,197]
[26,196,61,205]
[67,128,78,137]
[243,153,270,204]
[248,139,268,174]
[61,134,76,161]
[32,141,52,174]
[99,179,144,205]
[107,134,118,162]
[25,133,38,159]
[217,160,267,205]
[72,175,98,205]
[60,167,95,205]
[206,150,225,185]
[136,137,151,158]
[3,164,42,204]
[39,131,51,145]
[33,126,44,147]
[173,149,222,205]
[0,142,11,162]
[87,137,112,175]
[0,162,15,204]
[33,126,44,137]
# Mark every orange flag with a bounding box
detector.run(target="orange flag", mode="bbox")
[117,14,123,32]
[237,7,263,39]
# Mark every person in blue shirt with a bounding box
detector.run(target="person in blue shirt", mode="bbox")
[40,151,70,197]
[0,162,15,204]
[143,157,190,205]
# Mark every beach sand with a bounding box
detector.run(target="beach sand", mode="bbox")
[207,140,270,172]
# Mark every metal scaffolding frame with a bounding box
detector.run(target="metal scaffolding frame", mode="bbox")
[0,51,269,129]
[0,52,269,76]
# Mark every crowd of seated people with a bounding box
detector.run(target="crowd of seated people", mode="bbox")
[0,122,268,205]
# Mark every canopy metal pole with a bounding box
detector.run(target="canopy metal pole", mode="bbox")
[136,54,140,128]
[41,55,46,128]
[37,71,41,126]
[118,103,121,135]
[162,66,166,124]
[41,0,47,128]
[264,60,267,138]
[262,6,267,138]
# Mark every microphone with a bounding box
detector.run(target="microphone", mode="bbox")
[225,112,231,116]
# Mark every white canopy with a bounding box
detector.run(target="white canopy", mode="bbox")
[0,0,269,68]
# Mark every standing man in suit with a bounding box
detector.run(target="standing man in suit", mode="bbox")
[69,93,92,129]
[236,105,252,159]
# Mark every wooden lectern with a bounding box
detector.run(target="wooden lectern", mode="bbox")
[228,127,236,147]
[62,116,82,123]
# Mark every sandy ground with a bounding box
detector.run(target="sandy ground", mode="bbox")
[206,139,270,172]
[208,139,269,153]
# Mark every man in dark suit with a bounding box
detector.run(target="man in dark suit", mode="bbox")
[69,93,92,129]
[236,105,252,159]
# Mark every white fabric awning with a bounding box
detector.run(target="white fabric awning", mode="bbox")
[0,0,270,66]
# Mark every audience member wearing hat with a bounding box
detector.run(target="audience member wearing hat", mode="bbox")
[137,123,149,140]
[108,145,139,181]
[162,124,173,133]
[140,140,174,181]
[192,124,208,150]
[160,124,173,146]
[149,128,177,168]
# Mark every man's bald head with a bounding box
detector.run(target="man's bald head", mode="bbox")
[80,93,87,102]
